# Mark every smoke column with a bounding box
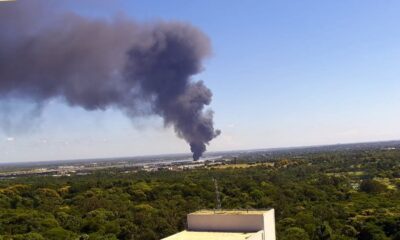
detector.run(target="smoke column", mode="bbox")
[0,2,220,160]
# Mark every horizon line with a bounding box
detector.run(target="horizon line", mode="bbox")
[1,138,399,165]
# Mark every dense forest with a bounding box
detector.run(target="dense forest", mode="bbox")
[1,149,400,239]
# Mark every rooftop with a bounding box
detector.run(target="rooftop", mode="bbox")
[189,209,270,215]
[162,230,258,240]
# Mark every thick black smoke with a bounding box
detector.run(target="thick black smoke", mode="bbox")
[0,2,220,160]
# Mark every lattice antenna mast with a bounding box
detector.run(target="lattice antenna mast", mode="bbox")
[213,178,221,210]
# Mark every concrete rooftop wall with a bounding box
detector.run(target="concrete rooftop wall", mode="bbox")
[263,209,276,240]
[188,213,265,232]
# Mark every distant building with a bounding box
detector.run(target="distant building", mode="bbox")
[162,209,276,240]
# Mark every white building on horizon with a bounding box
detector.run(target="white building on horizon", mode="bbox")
[162,209,276,240]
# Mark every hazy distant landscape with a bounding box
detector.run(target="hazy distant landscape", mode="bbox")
[1,140,399,179]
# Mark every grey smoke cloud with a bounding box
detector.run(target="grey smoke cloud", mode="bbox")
[0,2,220,160]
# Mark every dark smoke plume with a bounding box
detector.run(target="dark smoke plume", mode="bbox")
[0,2,220,160]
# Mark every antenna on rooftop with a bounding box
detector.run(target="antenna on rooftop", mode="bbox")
[213,178,221,210]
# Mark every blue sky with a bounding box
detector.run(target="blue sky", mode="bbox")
[2,0,400,162]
